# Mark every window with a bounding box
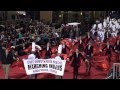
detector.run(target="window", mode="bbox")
[11,15,15,20]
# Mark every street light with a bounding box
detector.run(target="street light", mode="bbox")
[81,12,82,15]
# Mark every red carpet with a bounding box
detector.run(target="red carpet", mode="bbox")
[0,38,118,79]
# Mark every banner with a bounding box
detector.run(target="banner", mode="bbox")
[23,59,66,76]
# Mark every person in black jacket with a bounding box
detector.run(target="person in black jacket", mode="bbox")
[1,47,16,79]
[58,41,70,54]
[70,48,87,79]
[75,36,84,52]
[113,39,120,62]
[102,42,113,63]
[104,30,111,43]
[83,32,94,44]
[84,42,93,76]
[44,42,52,59]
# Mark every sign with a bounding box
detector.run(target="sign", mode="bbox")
[23,59,66,76]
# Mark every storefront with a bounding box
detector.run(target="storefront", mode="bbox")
[52,11,107,24]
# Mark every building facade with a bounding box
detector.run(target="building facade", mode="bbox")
[0,11,110,24]
[39,11,108,24]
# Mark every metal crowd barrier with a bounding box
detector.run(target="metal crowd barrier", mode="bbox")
[113,63,120,79]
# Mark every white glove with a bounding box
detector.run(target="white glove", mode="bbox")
[99,49,102,52]
[67,58,70,61]
[115,50,118,53]
[85,59,89,62]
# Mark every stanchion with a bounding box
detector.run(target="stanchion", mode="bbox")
[113,63,120,79]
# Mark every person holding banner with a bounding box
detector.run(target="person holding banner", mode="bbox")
[28,51,37,79]
[69,48,88,79]
[28,41,42,79]
[55,53,64,79]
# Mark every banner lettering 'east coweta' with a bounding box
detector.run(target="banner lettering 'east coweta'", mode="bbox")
[23,59,66,76]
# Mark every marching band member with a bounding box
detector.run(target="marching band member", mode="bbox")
[113,39,120,62]
[78,36,84,52]
[44,42,52,59]
[70,48,87,79]
[104,30,111,43]
[111,22,117,37]
[102,42,112,63]
[98,21,104,42]
[109,19,112,29]
[32,41,42,52]
[71,36,84,53]
[103,19,107,29]
[92,20,99,39]
[117,19,120,35]
[107,16,110,22]
[83,32,94,44]
[84,42,93,76]
[57,41,70,54]
[30,37,42,79]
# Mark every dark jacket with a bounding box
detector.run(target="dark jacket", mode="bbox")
[74,41,84,51]
[35,51,40,59]
[70,53,85,68]
[83,36,94,44]
[44,47,52,59]
[62,45,70,54]
[1,50,15,64]
[102,45,112,55]
[85,45,93,57]
[113,42,120,52]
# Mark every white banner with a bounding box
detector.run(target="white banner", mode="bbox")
[23,59,66,76]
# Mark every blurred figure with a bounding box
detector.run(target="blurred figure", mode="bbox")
[28,51,36,79]
[55,53,64,79]
[113,39,120,62]
[57,41,70,54]
[102,42,112,63]
[44,42,52,59]
[1,46,16,79]
[84,42,93,76]
[70,48,87,79]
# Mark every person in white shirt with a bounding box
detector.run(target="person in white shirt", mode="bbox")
[117,19,120,35]
[98,22,104,42]
[55,32,60,45]
[111,22,117,37]
[90,24,96,39]
[55,53,64,79]
[103,19,107,29]
[28,39,42,79]
[107,17,110,22]
[58,43,63,54]
[32,41,42,52]
[28,52,37,79]
[57,41,69,54]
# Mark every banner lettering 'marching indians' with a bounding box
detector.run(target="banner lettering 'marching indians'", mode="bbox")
[23,59,66,76]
